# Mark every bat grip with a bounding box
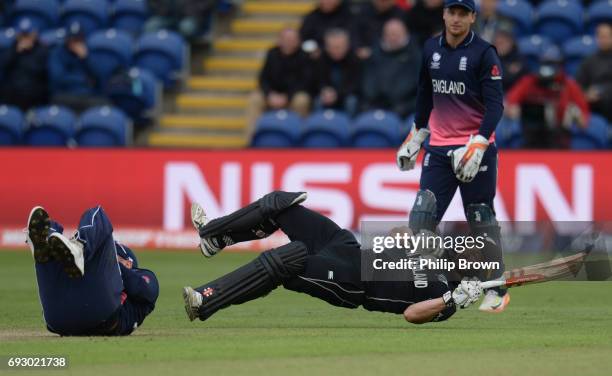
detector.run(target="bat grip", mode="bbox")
[481,280,506,289]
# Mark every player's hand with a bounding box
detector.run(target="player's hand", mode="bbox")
[396,124,430,171]
[452,277,483,309]
[449,135,489,183]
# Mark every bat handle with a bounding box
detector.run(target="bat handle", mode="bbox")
[480,280,506,289]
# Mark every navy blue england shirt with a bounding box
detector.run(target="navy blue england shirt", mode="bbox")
[413,30,504,146]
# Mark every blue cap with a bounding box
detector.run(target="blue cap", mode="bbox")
[444,0,476,12]
[17,18,36,34]
[67,22,84,37]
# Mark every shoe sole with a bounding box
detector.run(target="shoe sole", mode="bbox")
[27,207,51,263]
[479,293,511,313]
[48,235,84,279]
[183,287,199,322]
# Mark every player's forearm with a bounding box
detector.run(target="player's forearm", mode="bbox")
[478,80,504,139]
[403,297,446,324]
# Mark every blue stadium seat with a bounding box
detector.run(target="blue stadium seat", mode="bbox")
[251,110,301,148]
[76,106,131,146]
[301,110,350,148]
[495,117,524,149]
[496,0,534,36]
[61,0,109,36]
[0,105,25,145]
[570,115,610,150]
[39,27,65,47]
[351,110,401,148]
[11,0,60,31]
[517,35,555,72]
[134,30,186,87]
[107,67,160,124]
[111,0,148,35]
[586,0,612,34]
[0,28,15,50]
[562,35,597,77]
[535,0,583,44]
[25,105,76,146]
[87,28,133,82]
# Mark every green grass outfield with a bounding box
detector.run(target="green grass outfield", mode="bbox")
[1,250,611,376]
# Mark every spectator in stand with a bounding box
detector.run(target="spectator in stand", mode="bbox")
[354,0,406,59]
[0,18,49,111]
[577,22,612,123]
[247,27,313,128]
[299,0,354,57]
[405,0,444,45]
[313,28,362,115]
[145,0,216,41]
[361,18,421,118]
[48,22,107,112]
[474,0,504,43]
[493,22,529,91]
[505,45,590,149]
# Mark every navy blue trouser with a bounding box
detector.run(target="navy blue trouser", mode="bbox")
[420,143,498,221]
[36,206,158,336]
[420,143,505,283]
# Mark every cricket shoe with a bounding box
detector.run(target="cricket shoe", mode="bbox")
[48,233,85,278]
[479,290,510,313]
[182,286,203,322]
[24,206,51,263]
[191,203,231,258]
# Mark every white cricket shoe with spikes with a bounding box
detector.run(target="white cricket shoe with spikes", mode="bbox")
[191,203,223,258]
[48,233,85,278]
[182,286,203,322]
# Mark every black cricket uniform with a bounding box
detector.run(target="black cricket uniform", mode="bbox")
[276,206,457,322]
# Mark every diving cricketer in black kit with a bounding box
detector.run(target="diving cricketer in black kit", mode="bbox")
[395,0,508,312]
[183,191,483,324]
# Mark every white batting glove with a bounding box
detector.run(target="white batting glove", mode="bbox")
[451,277,483,309]
[449,134,489,183]
[396,124,430,171]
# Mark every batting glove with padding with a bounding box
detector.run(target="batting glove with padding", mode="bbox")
[449,134,489,183]
[452,277,483,309]
[396,124,430,171]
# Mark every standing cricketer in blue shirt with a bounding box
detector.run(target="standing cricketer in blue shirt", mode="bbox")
[25,205,159,336]
[395,0,509,312]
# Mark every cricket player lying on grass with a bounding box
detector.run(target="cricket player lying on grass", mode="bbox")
[25,206,159,336]
[183,191,484,324]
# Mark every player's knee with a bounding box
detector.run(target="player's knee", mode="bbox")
[257,241,308,283]
[409,190,438,233]
[259,191,308,215]
[465,203,498,229]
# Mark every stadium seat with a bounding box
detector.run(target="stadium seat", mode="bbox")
[76,106,131,146]
[562,35,597,77]
[494,117,524,149]
[535,0,584,44]
[586,0,612,34]
[107,67,160,124]
[25,105,76,146]
[134,30,187,87]
[61,0,109,36]
[111,0,148,35]
[39,27,66,47]
[0,105,25,145]
[10,0,60,31]
[301,110,350,148]
[251,110,301,148]
[517,35,555,72]
[570,115,610,150]
[496,0,534,36]
[87,29,133,83]
[351,110,401,148]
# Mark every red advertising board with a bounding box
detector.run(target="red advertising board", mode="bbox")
[1,149,610,249]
